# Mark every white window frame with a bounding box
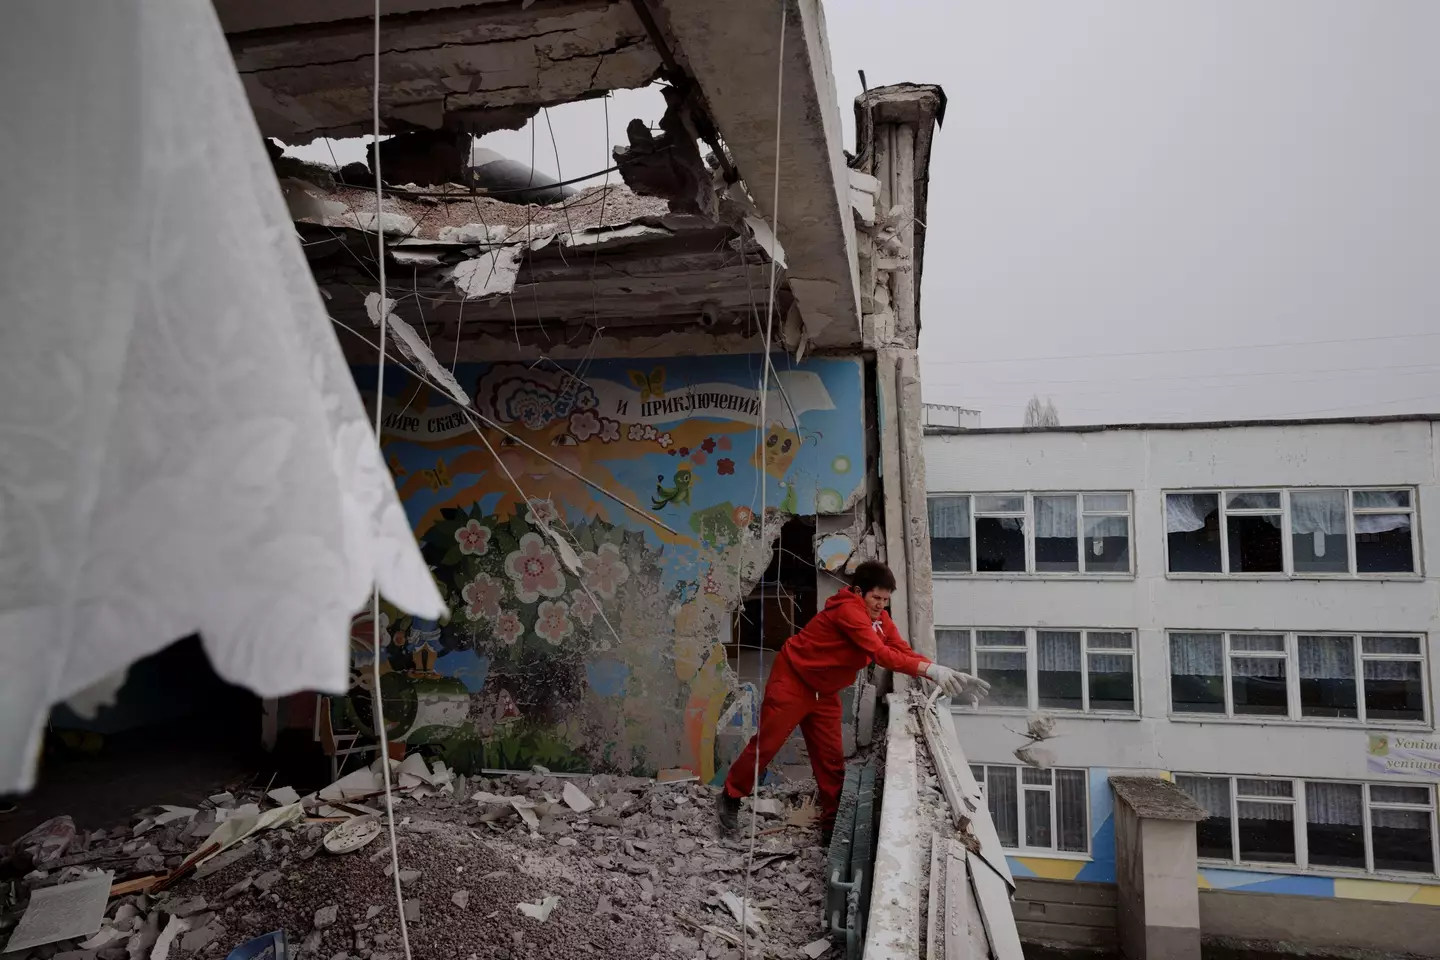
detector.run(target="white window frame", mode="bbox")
[1178,774,1440,880]
[1166,631,1430,728]
[928,492,1134,578]
[940,627,1141,717]
[1163,486,1422,580]
[970,763,1091,857]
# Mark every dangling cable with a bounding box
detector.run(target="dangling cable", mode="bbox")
[364,4,413,958]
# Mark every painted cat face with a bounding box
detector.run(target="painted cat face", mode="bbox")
[751,423,802,479]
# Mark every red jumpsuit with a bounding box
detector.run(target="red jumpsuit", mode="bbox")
[722,589,932,830]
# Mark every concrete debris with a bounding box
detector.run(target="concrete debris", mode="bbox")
[750,798,784,817]
[402,899,421,923]
[1014,743,1056,769]
[743,216,787,269]
[452,889,470,909]
[2,869,113,953]
[561,782,594,814]
[365,905,383,920]
[363,293,470,405]
[335,210,418,236]
[180,922,222,954]
[452,247,524,299]
[168,896,209,918]
[265,786,301,807]
[517,895,560,922]
[719,891,765,934]
[802,938,832,958]
[313,904,339,930]
[208,793,235,808]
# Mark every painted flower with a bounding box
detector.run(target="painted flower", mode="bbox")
[657,433,673,449]
[495,610,524,646]
[455,519,491,556]
[718,436,732,451]
[599,419,621,443]
[732,505,754,528]
[461,572,504,622]
[691,451,708,466]
[628,423,646,441]
[702,568,722,595]
[534,600,574,645]
[504,533,566,603]
[569,410,601,442]
[717,458,736,476]
[701,437,717,454]
[570,587,598,627]
[580,543,630,599]
[642,425,658,441]
[525,498,558,528]
[679,447,690,456]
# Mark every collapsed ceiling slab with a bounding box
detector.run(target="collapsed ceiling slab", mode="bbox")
[222,0,663,142]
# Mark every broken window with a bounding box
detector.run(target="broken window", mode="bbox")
[928,492,1132,576]
[1168,487,1419,577]
[727,518,816,685]
[972,764,1089,854]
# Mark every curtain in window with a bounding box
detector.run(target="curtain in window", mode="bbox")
[1291,491,1347,536]
[1088,653,1133,675]
[1178,776,1231,817]
[928,497,971,538]
[1166,494,1215,533]
[1305,782,1363,825]
[1084,516,1129,538]
[987,767,1019,847]
[1056,769,1089,853]
[1037,632,1082,670]
[1365,658,1421,682]
[1232,657,1285,679]
[1354,514,1411,534]
[1299,636,1355,680]
[1034,496,1078,538]
[1171,634,1224,675]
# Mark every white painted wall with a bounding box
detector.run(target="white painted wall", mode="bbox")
[925,419,1440,782]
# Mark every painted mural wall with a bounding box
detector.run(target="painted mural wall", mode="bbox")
[344,355,866,782]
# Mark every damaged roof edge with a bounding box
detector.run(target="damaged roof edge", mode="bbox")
[854,83,945,337]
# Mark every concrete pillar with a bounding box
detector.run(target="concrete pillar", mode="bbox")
[1109,776,1208,960]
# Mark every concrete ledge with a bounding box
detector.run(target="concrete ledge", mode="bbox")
[863,694,922,959]
[1200,888,1440,958]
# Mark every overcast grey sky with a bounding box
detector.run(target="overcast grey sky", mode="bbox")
[293,1,1440,427]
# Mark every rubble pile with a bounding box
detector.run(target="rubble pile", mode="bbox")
[1,760,833,960]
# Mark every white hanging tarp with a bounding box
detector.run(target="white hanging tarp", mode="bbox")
[0,0,444,792]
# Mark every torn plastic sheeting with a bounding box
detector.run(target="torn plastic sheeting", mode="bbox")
[364,293,469,405]
[452,245,523,298]
[196,802,303,864]
[2,870,113,953]
[561,223,673,247]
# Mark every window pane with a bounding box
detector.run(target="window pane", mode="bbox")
[1372,785,1430,805]
[928,496,972,573]
[976,517,1026,572]
[1056,769,1089,853]
[1229,491,1281,510]
[1171,633,1225,713]
[978,650,1028,707]
[1237,779,1293,798]
[1237,800,1296,864]
[970,764,985,784]
[978,630,1026,647]
[1227,513,1284,573]
[1364,636,1422,656]
[1305,782,1365,869]
[1230,634,1284,652]
[1372,807,1434,874]
[1299,635,1358,719]
[1364,659,1425,723]
[975,495,1025,513]
[936,629,971,673]
[1354,490,1411,510]
[1231,656,1288,716]
[1355,514,1414,574]
[1167,493,1222,573]
[1083,515,1131,573]
[1037,631,1083,710]
[1177,776,1234,860]
[1034,496,1079,572]
[1291,490,1349,573]
[1088,653,1135,712]
[1088,632,1133,649]
[1083,494,1129,512]
[987,767,1018,847]
[1024,789,1053,849]
[1022,768,1053,786]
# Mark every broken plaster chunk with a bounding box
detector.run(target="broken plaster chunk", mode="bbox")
[402,900,421,924]
[451,890,469,910]
[314,904,339,931]
[802,939,832,959]
[516,895,560,923]
[561,782,595,813]
[452,247,523,299]
[336,210,417,236]
[750,798,783,817]
[167,897,209,919]
[179,923,221,955]
[362,294,469,406]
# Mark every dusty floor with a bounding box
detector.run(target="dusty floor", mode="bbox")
[2,769,833,960]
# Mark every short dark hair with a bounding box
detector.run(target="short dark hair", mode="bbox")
[851,560,897,594]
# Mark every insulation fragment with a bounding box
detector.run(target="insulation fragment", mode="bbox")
[364,294,469,405]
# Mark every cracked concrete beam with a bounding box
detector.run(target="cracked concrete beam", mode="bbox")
[652,0,860,347]
[226,0,662,142]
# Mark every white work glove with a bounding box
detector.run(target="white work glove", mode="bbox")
[924,663,991,703]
